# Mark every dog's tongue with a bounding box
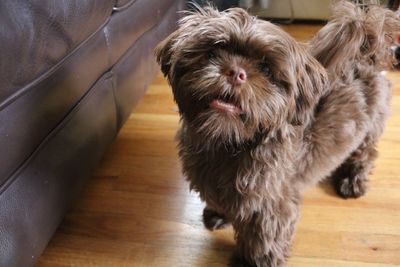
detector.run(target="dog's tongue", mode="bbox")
[210,99,242,114]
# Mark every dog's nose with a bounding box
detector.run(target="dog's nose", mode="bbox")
[227,67,247,85]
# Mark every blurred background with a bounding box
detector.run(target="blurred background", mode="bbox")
[193,0,395,21]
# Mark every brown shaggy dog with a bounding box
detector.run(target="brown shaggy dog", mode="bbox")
[155,2,398,266]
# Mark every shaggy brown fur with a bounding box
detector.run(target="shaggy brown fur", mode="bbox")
[155,2,398,266]
[309,1,398,199]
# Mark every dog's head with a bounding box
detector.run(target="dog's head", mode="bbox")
[156,7,327,147]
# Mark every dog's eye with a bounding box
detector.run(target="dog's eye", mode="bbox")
[259,62,271,76]
[208,51,216,59]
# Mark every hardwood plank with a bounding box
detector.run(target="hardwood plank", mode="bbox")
[289,257,399,267]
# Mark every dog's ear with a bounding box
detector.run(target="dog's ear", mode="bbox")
[255,21,328,126]
[289,49,328,125]
[155,6,221,78]
[155,30,180,77]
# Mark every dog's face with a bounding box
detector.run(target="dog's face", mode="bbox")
[156,7,326,146]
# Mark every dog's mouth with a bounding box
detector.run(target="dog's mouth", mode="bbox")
[209,96,242,115]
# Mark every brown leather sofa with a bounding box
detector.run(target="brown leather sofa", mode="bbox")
[0,1,185,266]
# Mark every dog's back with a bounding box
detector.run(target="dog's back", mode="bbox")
[310,1,400,77]
[302,1,398,199]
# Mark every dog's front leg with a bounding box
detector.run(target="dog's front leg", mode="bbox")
[230,192,300,267]
[203,206,231,230]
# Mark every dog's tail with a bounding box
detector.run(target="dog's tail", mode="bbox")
[310,1,400,76]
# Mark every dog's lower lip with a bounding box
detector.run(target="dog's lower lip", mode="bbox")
[210,99,242,114]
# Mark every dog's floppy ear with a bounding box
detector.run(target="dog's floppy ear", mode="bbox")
[259,23,328,126]
[155,30,180,77]
[155,6,221,78]
[289,49,328,125]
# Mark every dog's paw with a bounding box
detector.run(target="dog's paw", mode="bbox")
[335,174,367,199]
[229,255,255,267]
[202,208,230,231]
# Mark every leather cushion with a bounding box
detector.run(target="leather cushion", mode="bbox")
[0,0,114,104]
[0,29,109,188]
[112,0,184,128]
[0,0,180,188]
[106,0,177,64]
[0,74,117,267]
[114,0,138,10]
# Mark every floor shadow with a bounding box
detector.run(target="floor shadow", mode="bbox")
[317,177,339,197]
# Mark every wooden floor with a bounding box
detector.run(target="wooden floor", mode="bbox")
[37,24,400,267]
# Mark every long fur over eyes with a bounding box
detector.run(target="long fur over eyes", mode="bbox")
[155,2,398,266]
[156,6,327,137]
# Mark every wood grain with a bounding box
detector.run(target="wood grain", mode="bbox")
[36,24,400,267]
